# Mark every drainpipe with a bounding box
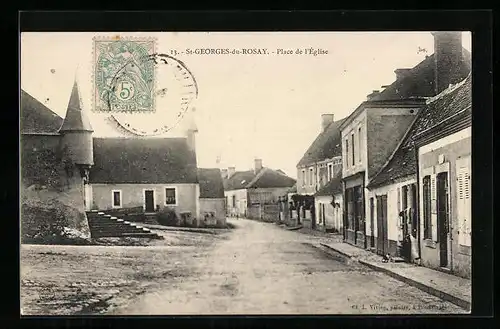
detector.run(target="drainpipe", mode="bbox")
[412,136,421,261]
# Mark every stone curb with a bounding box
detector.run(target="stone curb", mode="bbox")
[315,242,470,311]
[358,259,470,311]
[319,242,355,259]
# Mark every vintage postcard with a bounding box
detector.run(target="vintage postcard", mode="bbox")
[20,31,472,315]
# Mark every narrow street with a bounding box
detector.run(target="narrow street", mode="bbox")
[111,218,466,315]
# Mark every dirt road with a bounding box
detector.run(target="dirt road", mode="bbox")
[110,218,465,315]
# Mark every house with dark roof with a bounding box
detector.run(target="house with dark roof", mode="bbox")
[198,168,226,227]
[21,81,95,240]
[222,159,296,220]
[366,73,471,278]
[340,32,471,250]
[295,114,345,229]
[89,137,200,222]
[314,163,344,233]
[21,79,227,233]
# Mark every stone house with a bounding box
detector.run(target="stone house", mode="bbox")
[341,32,471,250]
[198,168,227,227]
[223,159,296,220]
[416,75,471,279]
[367,73,471,278]
[314,164,343,233]
[296,114,345,229]
[89,136,200,223]
[21,82,96,239]
[21,79,226,232]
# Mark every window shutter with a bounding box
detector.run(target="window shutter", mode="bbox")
[430,174,438,241]
[397,187,401,212]
[456,156,471,246]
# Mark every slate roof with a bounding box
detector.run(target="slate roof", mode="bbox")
[59,80,93,132]
[223,168,296,191]
[370,51,471,102]
[20,89,64,134]
[90,137,198,184]
[198,168,225,199]
[367,73,471,189]
[297,118,346,167]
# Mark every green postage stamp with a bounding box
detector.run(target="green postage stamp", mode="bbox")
[93,36,157,113]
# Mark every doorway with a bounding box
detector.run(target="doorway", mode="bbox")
[144,190,155,212]
[369,197,375,249]
[376,194,388,256]
[321,204,326,226]
[437,172,450,268]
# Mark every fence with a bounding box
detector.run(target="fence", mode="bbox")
[247,204,281,222]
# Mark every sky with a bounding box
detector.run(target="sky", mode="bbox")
[20,32,471,179]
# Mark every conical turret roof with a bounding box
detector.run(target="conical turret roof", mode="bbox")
[59,79,93,133]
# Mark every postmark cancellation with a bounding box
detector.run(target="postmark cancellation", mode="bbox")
[92,36,157,113]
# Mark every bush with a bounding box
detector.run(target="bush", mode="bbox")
[156,208,179,226]
[21,198,91,245]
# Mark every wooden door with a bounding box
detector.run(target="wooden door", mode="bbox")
[144,190,155,212]
[437,172,450,268]
[369,197,375,248]
[376,195,388,255]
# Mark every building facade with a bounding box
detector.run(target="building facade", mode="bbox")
[296,114,345,229]
[340,31,471,251]
[223,159,296,219]
[21,80,227,232]
[367,73,471,277]
[415,76,472,278]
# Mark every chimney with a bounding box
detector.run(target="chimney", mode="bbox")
[221,169,228,179]
[228,167,236,178]
[394,68,411,80]
[366,90,380,101]
[321,114,334,132]
[254,158,263,174]
[186,128,197,153]
[432,31,464,94]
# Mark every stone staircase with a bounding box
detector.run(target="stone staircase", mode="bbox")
[86,210,163,239]
[144,213,160,225]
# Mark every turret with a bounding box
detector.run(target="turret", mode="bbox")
[58,79,94,180]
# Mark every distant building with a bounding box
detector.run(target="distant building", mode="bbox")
[198,168,227,227]
[314,163,343,233]
[296,114,345,229]
[223,159,296,220]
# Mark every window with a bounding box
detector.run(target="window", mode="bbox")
[165,187,177,205]
[112,190,122,208]
[422,175,432,239]
[328,163,333,181]
[351,133,355,166]
[345,139,349,168]
[358,126,362,163]
[302,169,306,186]
[309,168,314,186]
[232,195,236,207]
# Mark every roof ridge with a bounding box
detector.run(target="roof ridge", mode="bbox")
[245,167,268,188]
[425,73,470,105]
